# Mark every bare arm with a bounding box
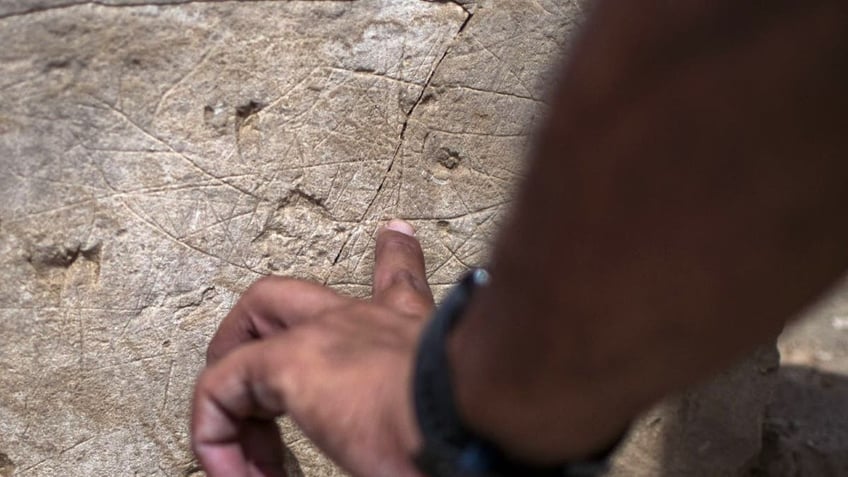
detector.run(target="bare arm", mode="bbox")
[451,0,848,463]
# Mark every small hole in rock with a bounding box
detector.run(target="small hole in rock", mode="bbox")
[236,100,266,119]
[437,148,462,170]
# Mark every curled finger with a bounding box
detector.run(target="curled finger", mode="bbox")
[207,276,348,364]
[192,335,296,477]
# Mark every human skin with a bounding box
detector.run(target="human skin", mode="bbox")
[451,0,848,463]
[191,0,848,475]
[194,220,430,477]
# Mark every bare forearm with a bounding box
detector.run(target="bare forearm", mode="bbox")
[450,0,848,463]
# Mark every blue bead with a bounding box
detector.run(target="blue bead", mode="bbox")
[458,443,493,473]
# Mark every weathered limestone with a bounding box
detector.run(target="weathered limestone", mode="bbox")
[0,1,800,476]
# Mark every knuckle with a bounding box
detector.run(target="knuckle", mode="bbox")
[189,433,201,457]
[246,275,311,300]
[204,347,219,364]
[392,269,432,299]
[192,369,215,405]
[389,269,423,291]
[245,274,286,297]
[249,274,291,291]
[384,286,432,315]
[292,321,327,340]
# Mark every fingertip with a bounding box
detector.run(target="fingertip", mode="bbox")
[373,220,433,311]
[384,219,415,237]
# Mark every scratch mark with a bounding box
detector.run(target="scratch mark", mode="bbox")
[16,456,49,475]
[322,229,354,285]
[0,0,356,21]
[441,84,544,103]
[427,212,494,278]
[161,359,175,411]
[59,436,95,455]
[418,126,529,138]
[153,46,216,118]
[468,36,535,97]
[120,199,262,274]
[360,6,474,221]
[80,98,262,200]
[324,66,422,88]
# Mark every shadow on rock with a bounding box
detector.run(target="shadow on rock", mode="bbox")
[749,365,848,477]
[606,345,779,477]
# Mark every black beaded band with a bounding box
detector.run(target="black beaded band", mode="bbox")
[413,269,488,477]
[412,268,618,477]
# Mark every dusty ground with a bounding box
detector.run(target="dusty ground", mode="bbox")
[0,1,845,476]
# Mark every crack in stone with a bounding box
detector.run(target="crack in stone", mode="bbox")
[0,0,355,21]
[442,83,545,103]
[361,4,474,219]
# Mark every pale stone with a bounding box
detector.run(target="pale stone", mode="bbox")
[0,1,813,476]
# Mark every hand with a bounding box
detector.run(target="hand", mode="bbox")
[191,220,434,477]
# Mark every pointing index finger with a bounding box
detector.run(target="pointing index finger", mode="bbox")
[371,220,433,314]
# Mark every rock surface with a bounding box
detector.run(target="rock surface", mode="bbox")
[0,1,843,476]
[752,282,848,477]
[0,1,577,475]
[608,345,779,477]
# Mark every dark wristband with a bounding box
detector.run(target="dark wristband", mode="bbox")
[412,268,620,477]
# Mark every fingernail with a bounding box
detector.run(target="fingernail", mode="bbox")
[385,219,415,236]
